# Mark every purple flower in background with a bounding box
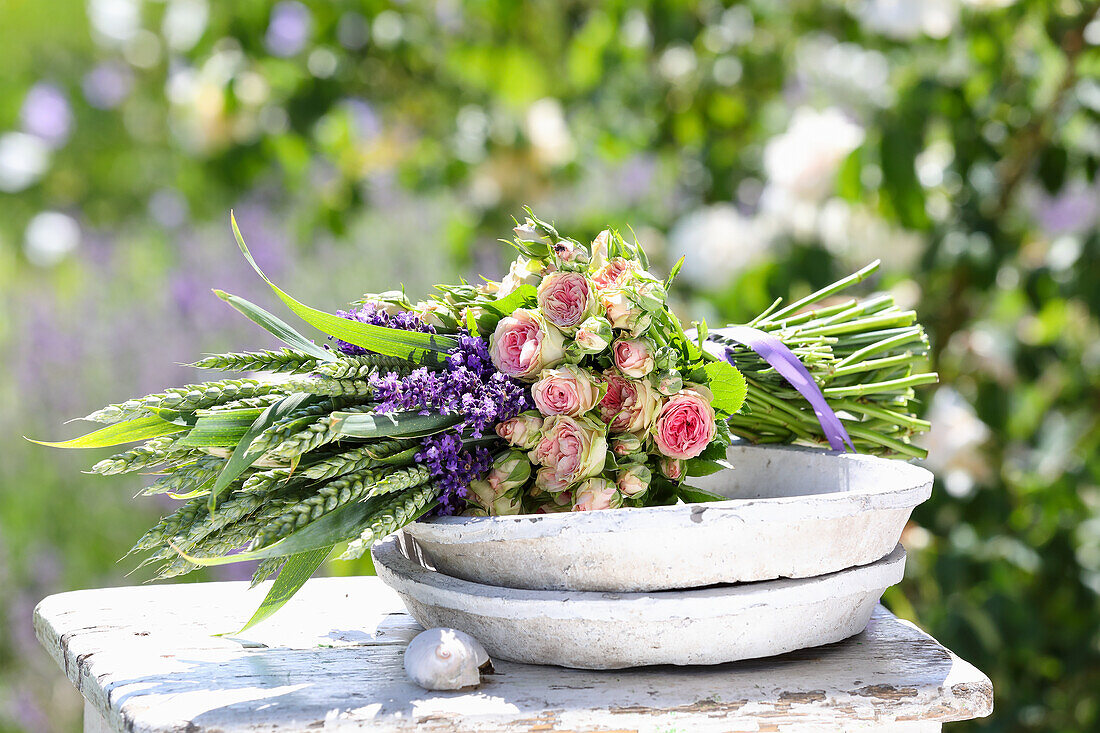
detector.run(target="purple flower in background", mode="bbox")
[21,83,72,146]
[342,98,382,142]
[265,1,312,57]
[82,63,133,110]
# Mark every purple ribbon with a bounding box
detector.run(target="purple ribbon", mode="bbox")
[705,326,854,452]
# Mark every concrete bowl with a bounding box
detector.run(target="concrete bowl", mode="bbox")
[403,443,931,592]
[373,534,907,669]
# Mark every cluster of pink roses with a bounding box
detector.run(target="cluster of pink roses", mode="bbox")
[464,221,719,515]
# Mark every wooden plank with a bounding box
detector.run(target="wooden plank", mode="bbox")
[35,577,992,732]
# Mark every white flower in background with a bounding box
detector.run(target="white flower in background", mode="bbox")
[525,98,574,166]
[669,204,775,289]
[163,0,209,52]
[0,132,51,192]
[961,0,1016,8]
[793,35,892,108]
[763,107,864,203]
[856,0,958,40]
[915,387,992,498]
[87,0,141,47]
[24,212,81,267]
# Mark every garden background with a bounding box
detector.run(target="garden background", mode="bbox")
[1,1,1098,731]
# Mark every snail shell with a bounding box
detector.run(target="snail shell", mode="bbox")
[404,627,491,691]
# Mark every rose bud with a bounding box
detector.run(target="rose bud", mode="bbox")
[536,271,597,333]
[465,480,498,513]
[655,370,683,396]
[653,385,718,460]
[610,433,644,457]
[612,337,656,378]
[414,300,458,330]
[477,280,501,296]
[513,218,545,243]
[617,464,652,497]
[599,288,652,337]
[590,229,611,269]
[551,239,590,267]
[496,412,544,450]
[531,415,608,486]
[489,309,566,381]
[597,372,664,434]
[366,290,413,316]
[629,277,668,312]
[498,256,543,297]
[654,346,679,372]
[490,490,524,516]
[572,478,622,512]
[658,456,685,481]
[488,451,532,493]
[572,315,613,354]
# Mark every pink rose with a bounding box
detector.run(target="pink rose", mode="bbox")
[653,386,718,460]
[532,365,602,417]
[658,456,685,481]
[612,338,656,378]
[597,372,663,434]
[599,288,652,336]
[489,309,566,381]
[535,466,572,493]
[572,478,622,511]
[531,415,608,488]
[536,271,597,332]
[591,257,637,290]
[496,413,543,449]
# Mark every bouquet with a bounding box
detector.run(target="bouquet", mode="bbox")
[39,210,936,628]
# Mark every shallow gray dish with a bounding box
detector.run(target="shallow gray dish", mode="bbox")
[373,535,907,669]
[402,443,932,592]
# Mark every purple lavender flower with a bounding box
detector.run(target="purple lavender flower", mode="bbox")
[333,303,531,513]
[416,433,492,515]
[332,302,435,355]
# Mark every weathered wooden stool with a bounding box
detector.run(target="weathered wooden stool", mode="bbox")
[35,576,992,732]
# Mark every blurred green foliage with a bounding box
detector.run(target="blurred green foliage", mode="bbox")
[2,1,1099,731]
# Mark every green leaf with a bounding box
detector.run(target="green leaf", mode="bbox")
[682,460,726,477]
[208,393,317,512]
[703,360,748,415]
[677,484,729,503]
[214,290,336,363]
[481,284,537,317]
[686,459,726,477]
[29,416,186,449]
[231,214,457,362]
[233,546,332,634]
[177,410,267,448]
[331,411,462,439]
[665,255,685,289]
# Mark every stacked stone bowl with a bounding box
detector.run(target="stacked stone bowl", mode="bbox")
[373,442,932,669]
